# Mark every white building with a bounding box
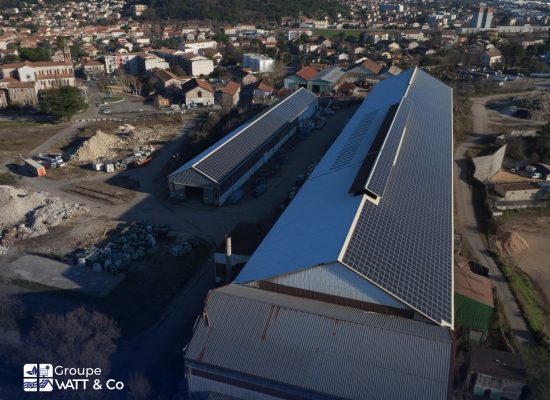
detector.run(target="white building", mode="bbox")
[242,53,275,73]
[180,40,217,54]
[182,53,214,77]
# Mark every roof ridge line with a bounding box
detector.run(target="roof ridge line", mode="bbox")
[191,88,314,170]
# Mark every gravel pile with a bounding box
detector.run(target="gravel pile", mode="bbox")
[74,130,122,163]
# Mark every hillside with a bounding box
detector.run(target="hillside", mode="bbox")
[134,0,346,22]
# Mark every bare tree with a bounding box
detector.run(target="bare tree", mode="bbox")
[127,373,152,400]
[26,307,120,374]
[0,292,22,331]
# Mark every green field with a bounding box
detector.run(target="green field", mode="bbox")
[312,29,366,40]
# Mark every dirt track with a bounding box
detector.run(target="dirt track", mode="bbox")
[454,91,536,346]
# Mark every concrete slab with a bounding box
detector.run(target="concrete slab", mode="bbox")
[7,254,124,297]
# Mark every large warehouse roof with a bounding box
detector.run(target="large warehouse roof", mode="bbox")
[169,88,317,184]
[186,284,454,400]
[235,68,454,327]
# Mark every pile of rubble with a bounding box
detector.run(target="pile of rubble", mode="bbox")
[501,92,550,121]
[117,124,160,144]
[73,222,169,273]
[74,130,123,163]
[0,185,88,254]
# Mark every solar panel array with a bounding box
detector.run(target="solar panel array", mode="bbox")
[349,103,399,195]
[366,99,412,198]
[194,89,318,183]
[330,109,379,171]
[342,69,453,326]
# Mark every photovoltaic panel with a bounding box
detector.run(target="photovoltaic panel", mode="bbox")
[330,109,379,171]
[365,99,413,198]
[349,103,399,195]
[342,69,453,326]
[194,89,318,182]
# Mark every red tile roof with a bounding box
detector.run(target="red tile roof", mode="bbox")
[257,81,273,93]
[360,58,383,75]
[181,77,214,93]
[222,80,240,96]
[296,66,319,80]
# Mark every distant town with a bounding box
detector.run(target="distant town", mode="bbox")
[0,0,550,399]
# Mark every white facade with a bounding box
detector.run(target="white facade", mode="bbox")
[242,53,275,73]
[181,40,217,54]
[188,55,214,76]
[142,55,169,73]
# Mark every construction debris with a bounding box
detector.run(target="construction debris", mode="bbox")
[72,222,169,274]
[118,125,159,144]
[0,185,88,253]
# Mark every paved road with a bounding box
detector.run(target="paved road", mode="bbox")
[454,92,535,347]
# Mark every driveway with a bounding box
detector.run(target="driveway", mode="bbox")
[454,92,535,347]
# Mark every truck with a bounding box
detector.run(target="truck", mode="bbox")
[24,159,46,176]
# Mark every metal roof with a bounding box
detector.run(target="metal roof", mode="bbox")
[235,68,454,327]
[185,284,453,400]
[342,68,454,327]
[313,65,346,83]
[169,88,317,184]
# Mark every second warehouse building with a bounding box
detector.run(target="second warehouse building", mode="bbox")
[168,88,318,205]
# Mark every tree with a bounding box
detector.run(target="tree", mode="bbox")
[524,347,550,400]
[39,87,87,121]
[25,307,120,374]
[127,374,152,400]
[0,292,22,331]
[19,47,50,62]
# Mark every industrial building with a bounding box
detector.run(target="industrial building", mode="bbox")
[168,88,318,205]
[185,285,454,400]
[185,68,455,399]
[284,65,346,93]
[238,67,454,327]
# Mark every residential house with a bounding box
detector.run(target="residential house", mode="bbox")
[136,53,169,75]
[466,347,526,400]
[181,77,214,106]
[481,49,502,66]
[181,53,214,77]
[253,80,274,103]
[492,182,550,211]
[149,68,188,103]
[224,66,257,86]
[216,80,240,108]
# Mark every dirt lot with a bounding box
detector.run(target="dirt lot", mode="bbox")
[487,91,550,121]
[496,212,550,300]
[0,120,60,166]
